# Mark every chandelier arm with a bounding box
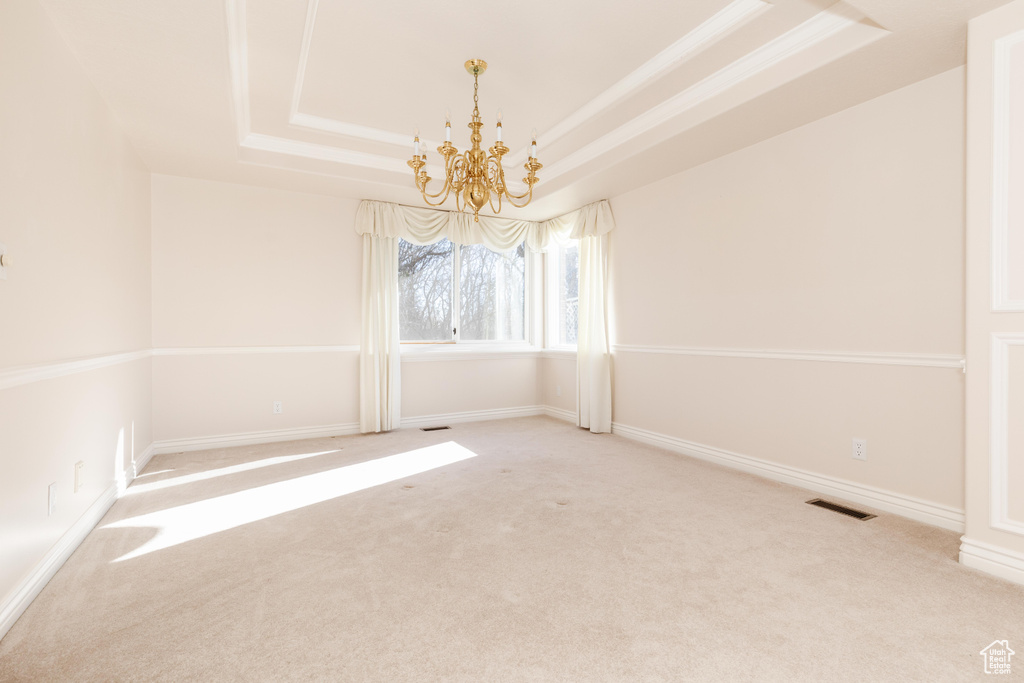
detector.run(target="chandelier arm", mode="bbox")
[493,161,510,197]
[418,154,459,200]
[505,189,536,208]
[503,185,534,208]
[502,182,533,201]
[489,191,503,215]
[416,173,453,205]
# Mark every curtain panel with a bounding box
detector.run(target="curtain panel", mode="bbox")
[354,199,615,434]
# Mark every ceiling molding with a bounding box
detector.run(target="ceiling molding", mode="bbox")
[225,0,437,177]
[543,2,871,181]
[225,0,250,143]
[507,0,771,166]
[286,0,444,151]
[289,0,319,122]
[290,111,444,150]
[241,132,412,174]
[285,0,770,164]
[224,0,880,191]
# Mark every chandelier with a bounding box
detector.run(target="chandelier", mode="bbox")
[408,59,542,221]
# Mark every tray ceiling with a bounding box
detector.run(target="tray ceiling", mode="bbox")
[40,0,1014,219]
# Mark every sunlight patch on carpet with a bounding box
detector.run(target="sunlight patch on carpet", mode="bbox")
[105,441,478,562]
[124,449,340,496]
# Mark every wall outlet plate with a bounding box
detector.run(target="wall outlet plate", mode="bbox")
[852,438,867,461]
[273,401,283,414]
[74,461,84,493]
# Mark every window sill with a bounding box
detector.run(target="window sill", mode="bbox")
[540,347,577,360]
[400,343,542,362]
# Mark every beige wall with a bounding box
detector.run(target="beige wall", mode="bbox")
[151,175,542,442]
[151,175,360,440]
[0,0,152,619]
[539,357,576,415]
[608,66,967,511]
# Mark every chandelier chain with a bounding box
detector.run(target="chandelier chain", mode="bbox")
[472,73,479,119]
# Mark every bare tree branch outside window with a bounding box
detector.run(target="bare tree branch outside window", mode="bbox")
[460,243,525,341]
[398,238,526,342]
[399,239,453,340]
[559,244,579,345]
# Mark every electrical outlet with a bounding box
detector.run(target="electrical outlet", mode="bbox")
[556,385,561,397]
[74,461,84,492]
[273,401,283,414]
[48,482,56,516]
[852,438,867,461]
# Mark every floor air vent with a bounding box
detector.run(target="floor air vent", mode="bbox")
[806,498,876,520]
[420,426,451,432]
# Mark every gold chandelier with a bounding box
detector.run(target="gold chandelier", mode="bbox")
[408,59,542,222]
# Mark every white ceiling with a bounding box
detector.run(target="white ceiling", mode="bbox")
[40,0,1012,219]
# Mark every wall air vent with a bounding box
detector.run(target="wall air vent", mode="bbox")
[420,426,452,432]
[806,498,876,520]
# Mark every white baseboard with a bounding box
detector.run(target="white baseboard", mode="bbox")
[959,537,1024,586]
[401,405,545,429]
[0,481,119,642]
[543,406,576,423]
[610,421,966,532]
[150,407,552,454]
[131,443,156,479]
[151,422,361,455]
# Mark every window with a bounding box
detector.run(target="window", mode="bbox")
[398,239,453,341]
[399,238,527,343]
[546,241,579,348]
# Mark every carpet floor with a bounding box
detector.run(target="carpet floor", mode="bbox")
[0,416,1022,681]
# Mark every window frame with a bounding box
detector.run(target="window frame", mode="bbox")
[544,240,579,353]
[398,239,537,349]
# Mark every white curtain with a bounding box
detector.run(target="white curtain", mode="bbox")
[359,230,401,433]
[355,199,543,252]
[354,199,615,433]
[541,202,614,433]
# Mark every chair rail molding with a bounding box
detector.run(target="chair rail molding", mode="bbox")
[612,344,965,369]
[0,350,151,391]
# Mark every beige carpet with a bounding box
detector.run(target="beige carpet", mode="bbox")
[1,416,1021,681]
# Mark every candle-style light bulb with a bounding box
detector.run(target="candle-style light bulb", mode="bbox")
[530,130,537,159]
[496,109,503,142]
[445,110,451,142]
[414,128,420,156]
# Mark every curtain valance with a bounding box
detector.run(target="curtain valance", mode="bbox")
[355,199,614,252]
